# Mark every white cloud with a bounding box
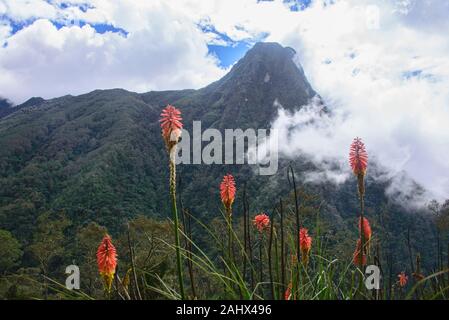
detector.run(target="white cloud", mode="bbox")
[0,1,226,103]
[253,0,449,203]
[0,21,11,44]
[0,0,57,20]
[0,0,448,203]
[2,0,292,104]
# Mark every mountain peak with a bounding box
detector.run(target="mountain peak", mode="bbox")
[246,41,296,60]
[199,42,317,127]
[207,42,315,99]
[226,42,302,80]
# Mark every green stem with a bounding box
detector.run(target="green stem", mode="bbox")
[360,194,365,268]
[274,228,280,299]
[242,186,248,283]
[358,174,366,295]
[227,210,232,263]
[289,166,301,266]
[279,199,286,292]
[268,212,275,300]
[259,233,263,285]
[289,166,301,297]
[170,160,185,299]
[246,195,254,291]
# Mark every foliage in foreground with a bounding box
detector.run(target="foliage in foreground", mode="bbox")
[1,104,449,300]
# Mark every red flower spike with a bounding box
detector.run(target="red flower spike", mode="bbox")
[299,228,312,254]
[359,217,372,241]
[97,234,117,292]
[349,137,368,176]
[353,239,367,266]
[300,228,312,265]
[398,272,408,287]
[253,213,270,233]
[220,174,236,213]
[160,105,183,149]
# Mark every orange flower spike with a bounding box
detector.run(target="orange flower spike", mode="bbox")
[299,228,312,253]
[398,272,408,287]
[299,228,312,265]
[220,174,236,213]
[159,104,183,151]
[253,213,270,233]
[353,239,367,267]
[359,217,372,241]
[97,234,117,292]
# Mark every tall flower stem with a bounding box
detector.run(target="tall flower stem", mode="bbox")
[406,228,415,274]
[160,105,185,299]
[289,166,301,267]
[180,202,196,298]
[246,195,254,290]
[415,254,422,300]
[359,183,365,270]
[268,210,275,299]
[350,137,368,281]
[273,226,280,299]
[220,174,236,273]
[259,233,263,285]
[242,185,248,282]
[227,209,233,265]
[288,165,301,296]
[356,177,367,298]
[279,199,286,291]
[169,159,185,299]
[253,213,270,293]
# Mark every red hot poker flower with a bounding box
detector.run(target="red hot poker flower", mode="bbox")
[97,234,117,292]
[299,228,312,254]
[220,174,236,213]
[253,213,270,233]
[160,105,183,150]
[353,239,367,267]
[359,217,372,241]
[97,235,117,274]
[398,272,408,287]
[299,228,312,265]
[284,283,292,300]
[349,137,368,177]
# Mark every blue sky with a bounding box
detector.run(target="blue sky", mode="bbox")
[2,14,240,67]
[0,14,128,44]
[207,0,312,67]
[203,0,312,67]
[208,42,251,68]
[1,0,313,68]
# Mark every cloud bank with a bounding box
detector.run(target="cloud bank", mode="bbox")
[259,0,449,203]
[0,0,227,103]
[1,0,448,202]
